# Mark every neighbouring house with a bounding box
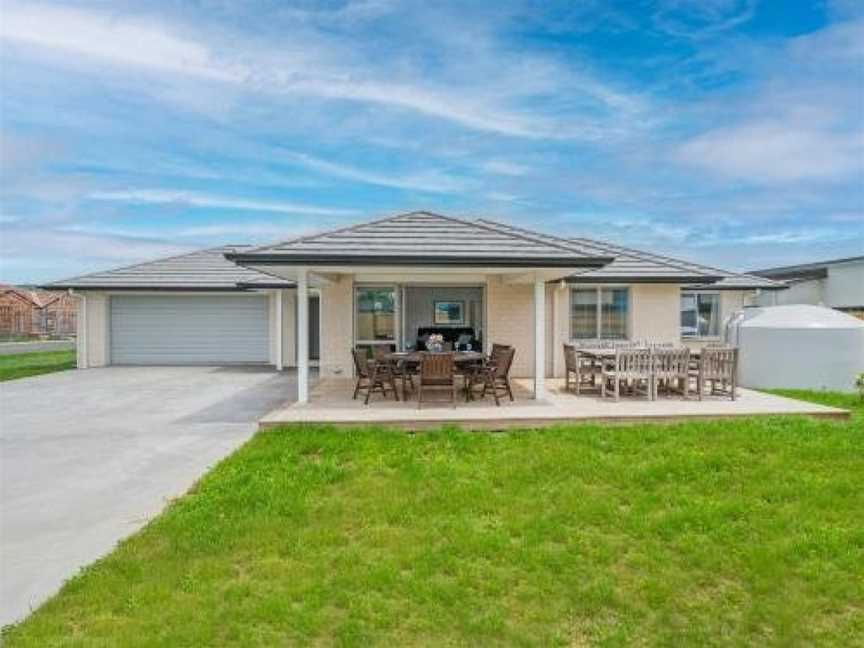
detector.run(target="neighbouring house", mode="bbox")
[750,256,864,320]
[44,211,785,401]
[0,285,77,339]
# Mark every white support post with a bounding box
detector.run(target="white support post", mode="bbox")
[275,290,284,372]
[74,290,88,369]
[297,269,309,403]
[534,277,546,400]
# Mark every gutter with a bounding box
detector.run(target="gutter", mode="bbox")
[225,252,614,268]
[565,275,725,284]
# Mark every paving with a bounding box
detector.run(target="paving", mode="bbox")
[0,366,300,626]
[260,378,849,430]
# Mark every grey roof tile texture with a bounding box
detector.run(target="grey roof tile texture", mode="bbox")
[43,211,786,291]
[476,219,785,289]
[45,246,293,290]
[228,211,612,266]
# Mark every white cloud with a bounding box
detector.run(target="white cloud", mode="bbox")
[87,189,359,216]
[0,2,642,141]
[480,160,530,176]
[676,122,863,183]
[653,0,757,39]
[0,3,238,81]
[281,151,471,193]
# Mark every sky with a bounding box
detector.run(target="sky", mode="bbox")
[1,0,862,284]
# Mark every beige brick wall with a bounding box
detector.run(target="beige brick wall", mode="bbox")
[629,284,681,343]
[485,276,537,378]
[319,275,353,377]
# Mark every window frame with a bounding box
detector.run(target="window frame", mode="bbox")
[569,285,630,341]
[680,290,722,339]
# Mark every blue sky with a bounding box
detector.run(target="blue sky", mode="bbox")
[1,0,862,283]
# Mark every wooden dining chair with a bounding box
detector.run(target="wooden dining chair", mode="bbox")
[417,352,456,409]
[351,348,399,405]
[602,348,652,402]
[693,347,738,400]
[564,343,602,394]
[652,347,691,400]
[471,346,516,406]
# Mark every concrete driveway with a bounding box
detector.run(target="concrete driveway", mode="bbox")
[0,366,299,626]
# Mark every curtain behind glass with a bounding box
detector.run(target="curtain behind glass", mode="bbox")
[571,289,598,338]
[600,288,628,339]
[697,293,720,336]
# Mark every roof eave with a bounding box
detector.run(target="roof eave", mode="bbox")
[225,253,614,268]
[42,284,262,292]
[566,275,725,284]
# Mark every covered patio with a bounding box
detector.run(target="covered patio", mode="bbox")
[259,378,849,430]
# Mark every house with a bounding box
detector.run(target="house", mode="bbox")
[45,211,785,401]
[750,256,864,320]
[0,286,77,339]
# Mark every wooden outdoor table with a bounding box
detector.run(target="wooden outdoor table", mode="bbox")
[576,347,700,361]
[383,351,486,402]
[384,350,485,364]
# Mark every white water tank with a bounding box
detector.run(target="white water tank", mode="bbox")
[725,305,864,391]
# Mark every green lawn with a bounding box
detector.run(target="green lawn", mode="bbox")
[4,394,862,646]
[0,350,76,382]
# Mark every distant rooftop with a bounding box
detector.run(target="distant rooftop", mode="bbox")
[750,255,864,282]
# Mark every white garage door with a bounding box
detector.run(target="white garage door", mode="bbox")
[110,295,270,365]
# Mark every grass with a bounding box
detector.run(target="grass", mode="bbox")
[4,394,863,646]
[0,350,76,382]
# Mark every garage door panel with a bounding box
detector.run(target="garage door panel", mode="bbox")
[110,296,269,365]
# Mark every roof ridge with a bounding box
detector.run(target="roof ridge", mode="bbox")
[46,245,233,286]
[570,236,722,275]
[473,217,604,256]
[569,236,785,286]
[243,210,592,258]
[240,210,443,255]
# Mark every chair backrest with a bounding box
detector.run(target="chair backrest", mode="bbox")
[700,347,738,380]
[419,352,454,382]
[491,346,516,378]
[372,345,389,362]
[563,344,577,372]
[653,347,690,377]
[614,347,652,378]
[352,348,370,377]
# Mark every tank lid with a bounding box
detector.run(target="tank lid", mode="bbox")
[740,304,864,329]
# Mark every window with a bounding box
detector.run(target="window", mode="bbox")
[681,292,720,337]
[355,286,396,343]
[570,287,629,339]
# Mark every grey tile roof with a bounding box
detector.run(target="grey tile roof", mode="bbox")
[476,219,786,289]
[226,211,613,267]
[45,246,293,291]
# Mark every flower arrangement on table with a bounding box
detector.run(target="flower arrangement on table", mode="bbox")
[425,333,445,352]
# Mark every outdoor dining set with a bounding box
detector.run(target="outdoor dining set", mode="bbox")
[350,339,739,408]
[564,341,739,401]
[351,344,516,408]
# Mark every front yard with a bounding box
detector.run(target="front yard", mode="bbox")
[4,393,862,646]
[0,350,76,382]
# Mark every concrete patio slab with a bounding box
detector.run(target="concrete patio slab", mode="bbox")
[260,378,848,430]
